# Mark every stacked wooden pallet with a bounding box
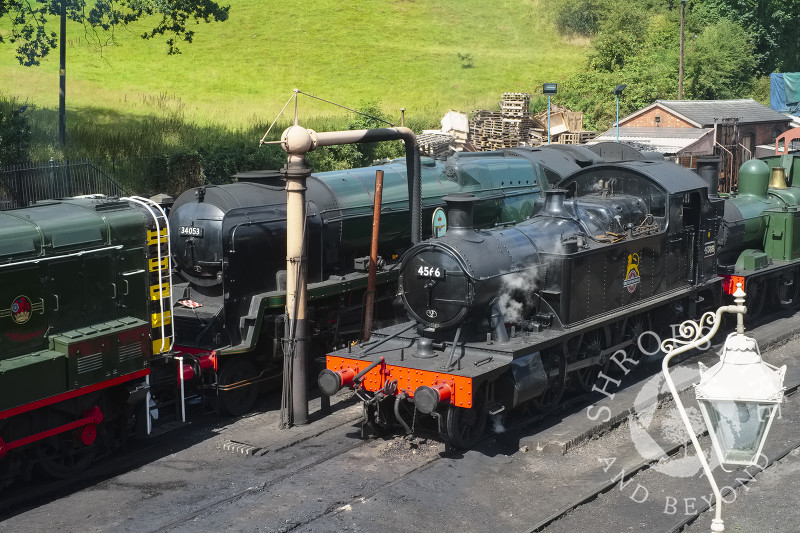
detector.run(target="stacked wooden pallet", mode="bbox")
[558,131,598,145]
[417,132,455,158]
[499,92,530,117]
[527,129,545,146]
[469,94,539,150]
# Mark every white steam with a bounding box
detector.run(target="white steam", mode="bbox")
[495,266,541,325]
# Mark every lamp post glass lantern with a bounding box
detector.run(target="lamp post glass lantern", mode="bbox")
[543,83,557,145]
[696,333,786,466]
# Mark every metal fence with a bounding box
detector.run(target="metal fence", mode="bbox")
[0,159,129,210]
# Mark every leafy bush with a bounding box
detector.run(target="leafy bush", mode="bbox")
[307,102,407,172]
[0,95,32,166]
[553,0,601,36]
[11,97,438,195]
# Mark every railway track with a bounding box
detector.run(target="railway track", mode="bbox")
[526,383,800,533]
[3,311,798,533]
[527,355,800,532]
[0,416,214,519]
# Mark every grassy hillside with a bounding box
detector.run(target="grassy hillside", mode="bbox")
[0,0,588,128]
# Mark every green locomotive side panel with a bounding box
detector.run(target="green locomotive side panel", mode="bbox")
[29,202,108,250]
[0,350,66,412]
[0,198,154,414]
[50,317,149,389]
[0,267,49,360]
[764,209,800,261]
[0,215,42,260]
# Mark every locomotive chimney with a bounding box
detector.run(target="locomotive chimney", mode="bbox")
[695,156,721,196]
[543,189,569,217]
[442,193,477,232]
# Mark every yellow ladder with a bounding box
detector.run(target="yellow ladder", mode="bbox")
[125,196,175,355]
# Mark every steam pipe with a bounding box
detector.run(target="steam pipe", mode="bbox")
[363,169,385,342]
[395,393,413,434]
[489,301,509,343]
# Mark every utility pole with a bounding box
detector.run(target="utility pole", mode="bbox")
[679,0,686,100]
[58,0,66,147]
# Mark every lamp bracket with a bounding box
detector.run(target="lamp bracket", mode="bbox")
[660,311,717,354]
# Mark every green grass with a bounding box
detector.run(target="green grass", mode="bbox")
[0,0,588,129]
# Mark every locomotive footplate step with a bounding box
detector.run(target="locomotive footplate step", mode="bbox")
[486,401,506,416]
[520,313,800,456]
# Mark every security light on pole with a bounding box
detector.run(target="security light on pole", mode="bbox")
[613,84,626,143]
[543,83,557,145]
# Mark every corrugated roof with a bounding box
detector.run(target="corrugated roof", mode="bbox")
[594,127,714,154]
[656,99,791,126]
[599,127,709,139]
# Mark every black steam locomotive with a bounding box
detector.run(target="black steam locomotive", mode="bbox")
[319,158,732,447]
[167,146,604,415]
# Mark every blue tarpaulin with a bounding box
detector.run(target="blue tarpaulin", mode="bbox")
[784,73,800,106]
[770,73,800,114]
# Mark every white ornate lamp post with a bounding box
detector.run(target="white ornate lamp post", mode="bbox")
[661,284,786,532]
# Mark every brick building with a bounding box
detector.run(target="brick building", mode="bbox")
[596,99,793,191]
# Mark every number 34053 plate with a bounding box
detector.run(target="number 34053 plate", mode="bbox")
[179,226,204,237]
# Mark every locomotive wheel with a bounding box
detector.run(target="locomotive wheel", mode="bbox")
[364,398,396,437]
[444,393,487,450]
[744,280,766,324]
[622,313,653,364]
[218,358,259,417]
[573,330,605,392]
[0,450,25,490]
[531,347,567,412]
[35,417,97,479]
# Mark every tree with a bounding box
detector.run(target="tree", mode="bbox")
[1,0,229,147]
[559,11,681,131]
[693,0,800,74]
[0,97,31,166]
[685,19,757,99]
[1,1,230,67]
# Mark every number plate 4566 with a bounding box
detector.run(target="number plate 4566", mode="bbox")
[417,265,445,279]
